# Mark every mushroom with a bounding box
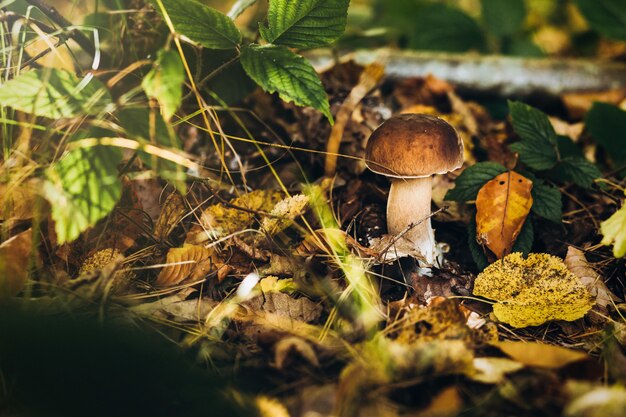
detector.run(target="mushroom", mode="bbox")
[364,114,463,265]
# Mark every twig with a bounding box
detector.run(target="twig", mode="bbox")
[307,48,626,97]
[375,206,448,262]
[23,0,96,58]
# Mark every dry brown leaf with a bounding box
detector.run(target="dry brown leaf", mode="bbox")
[131,179,165,221]
[155,244,216,287]
[0,229,36,297]
[565,246,621,324]
[562,89,626,120]
[414,385,463,417]
[476,171,533,259]
[496,341,589,369]
[154,192,186,241]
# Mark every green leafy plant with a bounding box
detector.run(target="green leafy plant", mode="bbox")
[446,100,601,269]
[0,0,349,243]
[154,0,349,123]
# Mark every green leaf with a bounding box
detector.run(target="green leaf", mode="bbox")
[481,0,526,37]
[552,157,601,189]
[509,101,557,146]
[556,135,583,159]
[44,146,122,243]
[601,199,626,257]
[510,140,558,170]
[585,102,626,170]
[259,0,349,49]
[468,215,489,271]
[0,69,111,119]
[445,162,507,202]
[410,3,486,52]
[142,49,185,120]
[154,0,241,49]
[508,101,559,170]
[240,44,332,123]
[227,0,257,19]
[575,0,626,41]
[531,181,562,223]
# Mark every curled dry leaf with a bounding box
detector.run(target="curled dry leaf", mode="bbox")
[155,244,218,287]
[0,181,39,222]
[154,191,187,240]
[0,229,36,297]
[260,193,309,236]
[473,252,593,328]
[476,171,533,259]
[565,246,621,323]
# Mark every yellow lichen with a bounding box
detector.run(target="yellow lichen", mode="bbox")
[473,253,593,328]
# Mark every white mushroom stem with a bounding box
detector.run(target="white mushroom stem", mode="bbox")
[387,177,437,265]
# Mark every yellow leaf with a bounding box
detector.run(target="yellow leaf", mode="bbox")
[496,341,588,369]
[185,190,283,244]
[473,252,593,328]
[476,171,533,259]
[601,200,626,258]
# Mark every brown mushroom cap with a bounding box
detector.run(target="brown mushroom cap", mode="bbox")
[365,114,463,178]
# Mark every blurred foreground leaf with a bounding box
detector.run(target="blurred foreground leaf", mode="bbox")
[44,146,122,243]
[0,69,110,119]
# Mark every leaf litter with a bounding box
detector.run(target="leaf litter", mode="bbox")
[3,54,626,417]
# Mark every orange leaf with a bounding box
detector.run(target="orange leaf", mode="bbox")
[156,244,216,287]
[476,171,533,259]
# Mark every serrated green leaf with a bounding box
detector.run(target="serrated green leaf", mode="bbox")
[575,0,626,41]
[531,182,562,223]
[154,0,241,49]
[44,146,122,243]
[508,101,559,170]
[410,3,486,52]
[510,140,558,170]
[481,0,526,37]
[585,102,626,170]
[557,135,583,159]
[259,0,349,49]
[509,101,557,146]
[0,69,111,119]
[601,199,626,257]
[553,157,601,189]
[240,44,332,123]
[142,49,184,120]
[445,162,507,202]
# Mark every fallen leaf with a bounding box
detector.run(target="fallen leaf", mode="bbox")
[600,199,626,258]
[260,193,309,236]
[0,229,36,297]
[496,341,589,369]
[473,252,593,328]
[186,190,283,244]
[155,244,216,287]
[476,171,533,259]
[414,385,463,417]
[154,191,186,241]
[565,246,621,323]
